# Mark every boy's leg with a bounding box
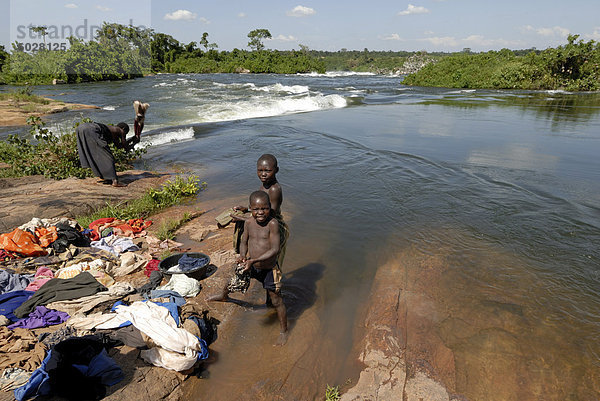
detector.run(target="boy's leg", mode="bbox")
[268,290,288,346]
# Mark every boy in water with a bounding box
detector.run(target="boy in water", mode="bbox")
[209,191,288,346]
[231,154,289,307]
[232,154,288,265]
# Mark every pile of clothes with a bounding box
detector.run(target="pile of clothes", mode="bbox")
[0,216,218,400]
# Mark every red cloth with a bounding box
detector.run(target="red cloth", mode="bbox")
[88,218,116,241]
[144,259,160,277]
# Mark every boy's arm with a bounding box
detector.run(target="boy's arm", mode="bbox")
[245,220,280,269]
[125,135,140,151]
[268,186,282,214]
[237,220,250,263]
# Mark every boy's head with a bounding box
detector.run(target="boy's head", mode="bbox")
[249,191,271,224]
[257,154,279,184]
[116,122,129,135]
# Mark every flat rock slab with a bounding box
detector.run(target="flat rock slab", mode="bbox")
[0,98,99,127]
[0,170,170,232]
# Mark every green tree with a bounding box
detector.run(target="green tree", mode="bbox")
[30,26,48,48]
[0,45,8,69]
[199,32,209,51]
[247,29,272,51]
[185,41,197,53]
[151,32,182,71]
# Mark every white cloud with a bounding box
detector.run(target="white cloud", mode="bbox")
[421,36,458,46]
[424,30,434,35]
[584,28,600,40]
[199,17,210,24]
[274,34,297,42]
[286,5,316,17]
[398,4,429,16]
[164,10,198,21]
[95,5,112,11]
[523,25,570,37]
[462,35,518,47]
[238,12,246,18]
[64,3,78,8]
[380,33,402,41]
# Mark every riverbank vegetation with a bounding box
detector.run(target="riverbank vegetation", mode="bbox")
[0,116,145,179]
[0,24,325,85]
[1,23,597,91]
[76,176,204,229]
[403,35,600,91]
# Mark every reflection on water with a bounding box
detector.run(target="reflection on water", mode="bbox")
[419,91,600,131]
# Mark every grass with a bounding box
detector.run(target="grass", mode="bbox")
[155,211,202,241]
[325,385,340,401]
[76,176,205,229]
[0,87,50,104]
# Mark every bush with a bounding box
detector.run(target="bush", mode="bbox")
[403,35,600,91]
[0,117,146,179]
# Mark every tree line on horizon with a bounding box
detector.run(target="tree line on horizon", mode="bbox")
[0,24,326,84]
[0,24,598,91]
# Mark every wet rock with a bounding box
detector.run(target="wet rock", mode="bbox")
[341,250,461,401]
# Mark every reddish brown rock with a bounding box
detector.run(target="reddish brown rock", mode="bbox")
[341,248,461,401]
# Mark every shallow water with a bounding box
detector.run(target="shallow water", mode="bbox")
[3,74,599,399]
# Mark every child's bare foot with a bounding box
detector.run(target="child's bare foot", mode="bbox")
[274,331,288,346]
[112,180,126,187]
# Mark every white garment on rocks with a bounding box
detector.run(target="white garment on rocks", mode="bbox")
[156,274,201,297]
[90,236,139,257]
[18,217,79,232]
[68,301,201,371]
[115,301,201,371]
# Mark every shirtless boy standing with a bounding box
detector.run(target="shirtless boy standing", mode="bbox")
[233,154,288,264]
[209,191,288,345]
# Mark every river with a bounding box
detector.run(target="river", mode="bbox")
[2,73,599,400]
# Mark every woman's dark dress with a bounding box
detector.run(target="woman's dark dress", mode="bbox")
[76,122,117,180]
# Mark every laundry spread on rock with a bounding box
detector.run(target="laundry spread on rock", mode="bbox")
[0,212,220,400]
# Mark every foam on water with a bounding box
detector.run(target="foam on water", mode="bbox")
[299,71,377,77]
[545,89,572,94]
[197,93,348,122]
[253,83,310,94]
[153,82,177,87]
[138,127,195,147]
[447,89,476,94]
[102,106,116,110]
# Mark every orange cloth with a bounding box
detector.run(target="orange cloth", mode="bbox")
[34,226,58,248]
[0,228,47,257]
[127,218,152,233]
[113,224,135,237]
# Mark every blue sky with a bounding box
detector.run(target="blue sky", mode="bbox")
[2,0,599,52]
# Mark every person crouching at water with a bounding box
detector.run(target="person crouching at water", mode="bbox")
[208,191,289,346]
[76,122,140,187]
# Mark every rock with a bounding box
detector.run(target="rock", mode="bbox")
[0,171,170,232]
[103,346,186,401]
[341,249,463,401]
